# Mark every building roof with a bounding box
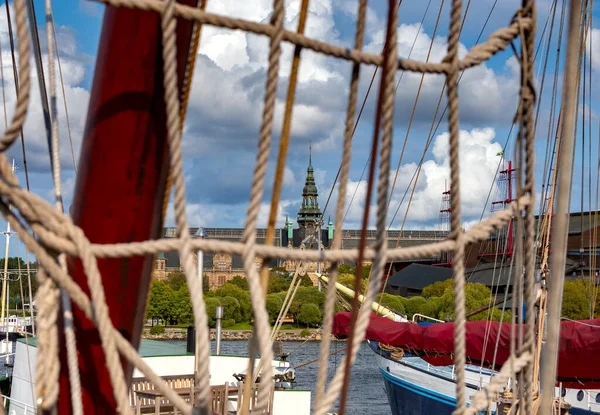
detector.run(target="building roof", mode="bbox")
[385,263,453,291]
[19,338,190,357]
[534,210,600,235]
[466,263,516,287]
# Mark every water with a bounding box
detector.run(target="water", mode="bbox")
[169,339,391,414]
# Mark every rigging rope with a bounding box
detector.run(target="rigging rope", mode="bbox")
[0,0,546,413]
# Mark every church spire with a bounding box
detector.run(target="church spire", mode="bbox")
[297,145,322,229]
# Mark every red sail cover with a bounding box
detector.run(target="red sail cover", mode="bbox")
[333,312,600,389]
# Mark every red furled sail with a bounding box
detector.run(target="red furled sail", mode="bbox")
[333,312,600,389]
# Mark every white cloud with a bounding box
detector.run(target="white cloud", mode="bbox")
[323,128,505,229]
[0,7,89,172]
[256,198,299,228]
[588,27,600,72]
[164,201,219,228]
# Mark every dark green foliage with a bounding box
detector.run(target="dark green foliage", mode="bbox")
[266,294,283,322]
[422,279,452,298]
[150,325,165,335]
[213,283,252,322]
[268,275,291,294]
[290,287,325,317]
[337,264,356,275]
[297,303,322,326]
[299,274,314,287]
[377,293,406,315]
[405,296,427,318]
[204,297,222,328]
[562,280,598,320]
[222,318,236,328]
[166,272,187,291]
[219,296,241,322]
[229,276,249,290]
[416,281,512,322]
[0,257,38,309]
[300,328,311,337]
[337,274,367,292]
[146,281,174,323]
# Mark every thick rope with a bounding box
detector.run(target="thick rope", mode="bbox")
[518,2,537,414]
[445,0,466,413]
[237,0,284,412]
[94,0,530,74]
[314,0,367,412]
[44,0,84,412]
[0,0,543,413]
[160,0,211,410]
[0,0,29,151]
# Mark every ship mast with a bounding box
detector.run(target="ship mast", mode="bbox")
[0,159,15,336]
[55,4,197,413]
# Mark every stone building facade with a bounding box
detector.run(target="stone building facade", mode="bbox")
[159,150,448,288]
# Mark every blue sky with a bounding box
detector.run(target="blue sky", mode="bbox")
[0,0,599,260]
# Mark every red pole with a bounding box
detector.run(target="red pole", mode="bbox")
[56,3,196,413]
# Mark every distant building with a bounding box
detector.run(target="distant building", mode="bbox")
[160,149,448,288]
[151,251,167,281]
[383,264,452,297]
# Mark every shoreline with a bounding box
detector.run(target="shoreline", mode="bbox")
[142,328,343,342]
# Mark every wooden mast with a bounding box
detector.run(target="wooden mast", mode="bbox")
[56,2,196,413]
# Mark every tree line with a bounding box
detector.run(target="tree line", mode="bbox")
[141,263,600,328]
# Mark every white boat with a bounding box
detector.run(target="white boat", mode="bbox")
[368,340,600,415]
[6,338,311,415]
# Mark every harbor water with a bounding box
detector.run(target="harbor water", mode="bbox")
[169,339,391,414]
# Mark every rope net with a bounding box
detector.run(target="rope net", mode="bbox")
[0,0,573,414]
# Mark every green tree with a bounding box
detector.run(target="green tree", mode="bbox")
[297,303,322,327]
[338,273,367,292]
[377,293,406,315]
[405,296,427,319]
[417,296,444,320]
[338,264,356,275]
[266,293,283,322]
[362,263,372,277]
[171,284,193,324]
[0,257,27,270]
[204,296,222,328]
[290,287,325,317]
[562,280,593,320]
[166,272,187,291]
[229,276,249,290]
[214,283,252,322]
[434,282,510,322]
[267,275,291,294]
[299,274,314,287]
[422,279,453,298]
[219,296,241,323]
[146,281,174,324]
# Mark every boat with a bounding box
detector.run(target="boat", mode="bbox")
[7,337,309,415]
[333,311,600,414]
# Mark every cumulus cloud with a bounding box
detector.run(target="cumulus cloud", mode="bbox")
[182,0,520,157]
[0,1,528,232]
[321,128,505,229]
[588,27,600,72]
[0,5,90,172]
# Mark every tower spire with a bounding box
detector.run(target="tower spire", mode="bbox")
[297,145,321,229]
